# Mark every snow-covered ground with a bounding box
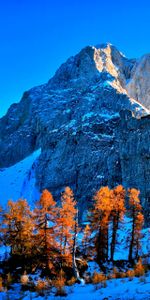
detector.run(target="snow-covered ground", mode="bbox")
[79,217,150,262]
[0,271,150,299]
[112,217,150,261]
[0,149,41,207]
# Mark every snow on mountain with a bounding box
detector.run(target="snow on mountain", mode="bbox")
[0,43,150,224]
[0,149,41,207]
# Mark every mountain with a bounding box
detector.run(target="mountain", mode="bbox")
[0,43,150,223]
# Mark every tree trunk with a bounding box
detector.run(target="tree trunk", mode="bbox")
[44,215,49,270]
[129,210,135,262]
[110,214,119,262]
[96,226,102,264]
[72,215,81,282]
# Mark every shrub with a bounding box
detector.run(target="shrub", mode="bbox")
[119,272,126,278]
[134,259,145,277]
[108,273,116,279]
[113,267,120,278]
[67,277,76,286]
[53,269,67,296]
[126,269,135,280]
[36,279,48,293]
[92,272,106,285]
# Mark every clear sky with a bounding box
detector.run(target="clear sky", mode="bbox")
[0,0,150,117]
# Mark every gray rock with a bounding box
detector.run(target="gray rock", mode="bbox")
[0,43,149,223]
[119,110,150,225]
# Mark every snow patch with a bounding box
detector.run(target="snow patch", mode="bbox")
[0,149,41,207]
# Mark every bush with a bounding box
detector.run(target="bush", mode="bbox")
[92,272,106,285]
[113,267,120,278]
[36,279,49,293]
[53,269,67,296]
[67,277,76,286]
[119,272,126,278]
[108,273,116,279]
[134,259,145,277]
[126,269,135,280]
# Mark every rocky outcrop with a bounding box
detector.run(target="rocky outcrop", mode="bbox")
[119,110,150,225]
[126,54,150,109]
[0,43,150,222]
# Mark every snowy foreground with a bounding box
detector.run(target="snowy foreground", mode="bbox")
[0,150,41,207]
[0,271,150,300]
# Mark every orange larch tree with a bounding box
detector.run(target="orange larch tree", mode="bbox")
[34,189,58,270]
[128,188,144,262]
[3,199,34,257]
[110,185,126,261]
[56,187,78,273]
[91,186,112,263]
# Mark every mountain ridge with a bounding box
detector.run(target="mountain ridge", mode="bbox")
[0,43,150,223]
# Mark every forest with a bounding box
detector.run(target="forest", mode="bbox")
[0,185,148,296]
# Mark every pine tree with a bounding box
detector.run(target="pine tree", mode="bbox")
[34,189,58,270]
[128,188,144,262]
[110,185,126,261]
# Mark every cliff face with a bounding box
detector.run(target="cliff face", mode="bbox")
[126,54,150,109]
[119,110,150,224]
[0,43,150,222]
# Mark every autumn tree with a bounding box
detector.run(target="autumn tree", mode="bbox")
[110,185,126,261]
[128,188,144,262]
[56,187,79,278]
[3,199,34,257]
[34,189,58,270]
[82,224,91,257]
[91,186,112,263]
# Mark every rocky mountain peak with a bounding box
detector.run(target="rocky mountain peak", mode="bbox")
[47,43,141,101]
[0,43,150,223]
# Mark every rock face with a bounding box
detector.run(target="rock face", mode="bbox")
[0,43,150,222]
[126,54,150,109]
[119,110,150,224]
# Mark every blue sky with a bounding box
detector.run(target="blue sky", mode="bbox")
[0,0,150,117]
